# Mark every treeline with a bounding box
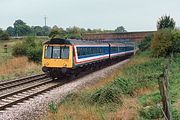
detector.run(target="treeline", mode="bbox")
[0,19,127,40]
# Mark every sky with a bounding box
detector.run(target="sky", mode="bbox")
[0,0,179,31]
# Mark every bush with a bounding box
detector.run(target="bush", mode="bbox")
[26,45,42,62]
[151,29,180,57]
[138,34,153,51]
[89,77,134,105]
[89,84,122,105]
[12,36,43,62]
[0,29,9,40]
[172,30,180,53]
[12,42,27,56]
[112,77,133,95]
[151,29,173,57]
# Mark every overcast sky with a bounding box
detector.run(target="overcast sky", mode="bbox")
[0,0,179,31]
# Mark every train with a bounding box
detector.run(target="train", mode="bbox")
[42,38,135,78]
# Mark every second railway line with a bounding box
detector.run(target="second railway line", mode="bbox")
[0,74,67,111]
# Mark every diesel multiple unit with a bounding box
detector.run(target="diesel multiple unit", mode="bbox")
[42,38,134,78]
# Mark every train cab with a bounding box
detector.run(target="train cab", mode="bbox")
[42,39,74,78]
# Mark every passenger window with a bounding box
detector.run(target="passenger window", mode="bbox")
[52,46,61,58]
[61,46,69,59]
[44,46,52,58]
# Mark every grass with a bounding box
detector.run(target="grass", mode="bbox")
[0,56,42,80]
[0,39,21,63]
[44,51,180,120]
[0,38,44,81]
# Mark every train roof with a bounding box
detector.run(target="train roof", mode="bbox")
[43,38,134,46]
[44,38,107,45]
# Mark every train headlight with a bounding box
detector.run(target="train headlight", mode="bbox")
[63,63,67,67]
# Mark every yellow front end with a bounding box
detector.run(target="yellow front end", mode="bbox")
[42,45,73,68]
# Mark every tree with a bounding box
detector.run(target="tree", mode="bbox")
[42,26,51,36]
[0,29,9,40]
[13,19,32,36]
[49,26,65,39]
[138,34,153,51]
[6,26,15,36]
[115,26,127,33]
[66,26,82,39]
[157,15,175,30]
[49,28,60,39]
[31,26,44,36]
[87,28,92,33]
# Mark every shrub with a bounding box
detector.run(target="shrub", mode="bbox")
[172,30,180,53]
[0,29,9,40]
[151,29,173,57]
[23,36,36,47]
[89,84,122,105]
[12,42,27,56]
[26,45,42,62]
[151,29,180,57]
[12,36,43,62]
[112,77,133,95]
[138,34,153,51]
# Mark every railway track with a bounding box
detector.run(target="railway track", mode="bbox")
[0,74,66,111]
[0,74,46,91]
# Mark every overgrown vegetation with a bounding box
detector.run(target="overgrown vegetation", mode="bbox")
[0,57,42,81]
[151,29,180,57]
[12,36,43,62]
[138,34,153,51]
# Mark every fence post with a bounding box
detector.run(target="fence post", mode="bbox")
[4,44,8,53]
[158,58,172,120]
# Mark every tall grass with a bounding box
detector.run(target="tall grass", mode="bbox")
[0,57,42,80]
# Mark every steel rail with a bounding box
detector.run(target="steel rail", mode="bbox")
[0,74,46,91]
[0,74,45,87]
[0,78,67,110]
